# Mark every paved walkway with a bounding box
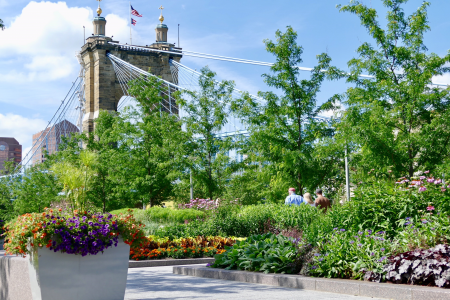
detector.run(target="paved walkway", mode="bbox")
[125,265,386,300]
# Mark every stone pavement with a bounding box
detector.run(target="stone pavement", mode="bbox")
[125,265,387,300]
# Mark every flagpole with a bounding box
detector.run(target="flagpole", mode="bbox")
[129,1,132,45]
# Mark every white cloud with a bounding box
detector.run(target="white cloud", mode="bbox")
[432,73,450,86]
[0,1,135,82]
[0,113,47,157]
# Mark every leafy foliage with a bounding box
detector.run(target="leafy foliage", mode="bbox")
[212,233,298,274]
[384,244,450,288]
[176,67,236,200]
[336,0,450,177]
[232,26,344,198]
[309,228,392,279]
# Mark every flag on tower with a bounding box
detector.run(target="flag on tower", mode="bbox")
[131,18,137,26]
[131,5,142,17]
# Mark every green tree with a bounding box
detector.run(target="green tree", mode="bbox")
[125,76,189,207]
[81,111,137,212]
[11,164,61,214]
[0,19,4,31]
[233,27,343,197]
[177,67,236,200]
[336,0,450,177]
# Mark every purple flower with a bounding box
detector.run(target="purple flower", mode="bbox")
[206,263,212,267]
[381,248,385,252]
[378,256,386,262]
[314,253,321,257]
[333,228,338,231]
[311,266,317,269]
[358,231,363,235]
[318,258,324,262]
[434,179,442,185]
[427,178,434,183]
[370,252,375,256]
[422,220,428,224]
[358,244,362,247]
[340,229,346,232]
[367,230,372,234]
[350,240,355,244]
[419,186,427,192]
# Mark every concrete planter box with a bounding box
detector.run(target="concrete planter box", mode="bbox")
[27,240,130,300]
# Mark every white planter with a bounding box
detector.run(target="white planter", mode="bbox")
[27,240,130,300]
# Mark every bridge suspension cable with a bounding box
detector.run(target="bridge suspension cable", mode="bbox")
[108,42,449,87]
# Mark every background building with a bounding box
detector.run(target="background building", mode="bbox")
[32,120,79,165]
[0,137,22,173]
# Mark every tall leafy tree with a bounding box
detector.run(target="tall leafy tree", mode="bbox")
[0,19,4,31]
[81,111,137,212]
[234,27,342,197]
[177,67,236,200]
[336,0,450,177]
[125,77,189,207]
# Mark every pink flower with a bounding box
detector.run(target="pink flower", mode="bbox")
[404,179,410,182]
[419,176,426,180]
[434,179,442,185]
[427,178,435,183]
[424,170,430,174]
[388,170,392,173]
[427,206,435,211]
[441,188,447,192]
[419,186,427,192]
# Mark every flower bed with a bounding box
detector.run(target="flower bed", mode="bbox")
[3,208,146,256]
[129,235,235,260]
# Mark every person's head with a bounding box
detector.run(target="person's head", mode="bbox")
[288,188,296,195]
[315,189,323,196]
[304,192,314,204]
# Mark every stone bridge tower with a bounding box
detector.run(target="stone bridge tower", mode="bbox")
[80,4,182,132]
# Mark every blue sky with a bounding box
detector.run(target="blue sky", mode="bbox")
[1,0,450,154]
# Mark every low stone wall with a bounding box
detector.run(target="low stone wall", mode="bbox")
[0,255,33,300]
[129,257,214,268]
[173,265,450,300]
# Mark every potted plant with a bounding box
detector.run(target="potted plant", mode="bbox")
[3,208,145,300]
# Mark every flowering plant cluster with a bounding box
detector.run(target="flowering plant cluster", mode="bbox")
[3,208,146,257]
[130,245,225,260]
[395,172,449,193]
[309,228,393,280]
[129,235,235,260]
[178,198,218,210]
[178,198,240,211]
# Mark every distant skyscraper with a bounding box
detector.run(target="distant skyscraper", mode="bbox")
[32,120,79,165]
[0,137,22,173]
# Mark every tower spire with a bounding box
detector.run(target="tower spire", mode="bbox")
[155,5,168,43]
[159,6,164,24]
[96,0,102,16]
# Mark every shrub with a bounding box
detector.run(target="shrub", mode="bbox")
[383,244,450,288]
[145,206,205,223]
[309,228,393,279]
[394,212,450,254]
[212,233,298,274]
